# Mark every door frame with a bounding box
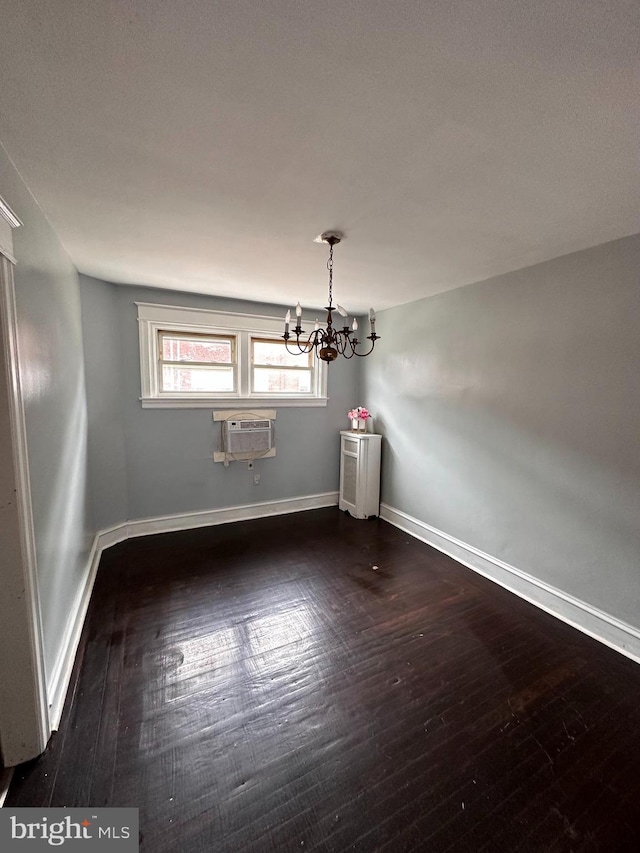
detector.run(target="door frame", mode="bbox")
[0,199,50,768]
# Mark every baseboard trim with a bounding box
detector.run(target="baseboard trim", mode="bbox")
[46,492,339,730]
[113,491,340,541]
[380,503,640,665]
[0,768,14,807]
[47,536,103,730]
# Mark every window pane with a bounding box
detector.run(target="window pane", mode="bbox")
[253,339,309,367]
[162,365,235,393]
[253,367,312,393]
[161,334,234,364]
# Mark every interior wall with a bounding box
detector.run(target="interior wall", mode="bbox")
[79,275,128,530]
[361,234,640,628]
[0,143,93,683]
[80,279,360,523]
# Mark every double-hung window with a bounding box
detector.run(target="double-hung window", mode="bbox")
[159,331,237,394]
[138,302,327,408]
[251,338,313,394]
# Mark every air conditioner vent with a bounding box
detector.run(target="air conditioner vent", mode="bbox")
[223,419,272,454]
[237,419,271,430]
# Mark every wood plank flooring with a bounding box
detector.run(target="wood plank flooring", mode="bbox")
[7,508,640,852]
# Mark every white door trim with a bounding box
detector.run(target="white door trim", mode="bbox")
[0,203,50,767]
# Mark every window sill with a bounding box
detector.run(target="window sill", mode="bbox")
[140,396,328,409]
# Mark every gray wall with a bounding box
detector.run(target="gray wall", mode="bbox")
[80,279,361,523]
[0,144,93,682]
[79,275,128,530]
[362,234,640,628]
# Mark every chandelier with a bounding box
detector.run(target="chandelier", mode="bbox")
[283,231,380,363]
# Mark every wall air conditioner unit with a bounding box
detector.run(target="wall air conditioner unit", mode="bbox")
[223,419,272,454]
[212,409,276,464]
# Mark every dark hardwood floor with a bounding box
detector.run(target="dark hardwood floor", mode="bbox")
[7,508,640,852]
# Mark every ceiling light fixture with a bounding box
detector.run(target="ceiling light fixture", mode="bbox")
[283,231,380,363]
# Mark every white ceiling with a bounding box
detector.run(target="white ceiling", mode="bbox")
[0,0,638,312]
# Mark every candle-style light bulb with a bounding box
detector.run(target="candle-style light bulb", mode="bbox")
[285,309,291,324]
[352,317,358,331]
[369,307,376,322]
[295,302,302,317]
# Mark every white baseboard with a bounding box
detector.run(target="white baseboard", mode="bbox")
[115,491,339,541]
[0,768,14,807]
[46,536,104,730]
[380,503,640,666]
[46,492,339,730]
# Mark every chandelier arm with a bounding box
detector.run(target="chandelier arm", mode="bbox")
[349,338,378,357]
[308,330,325,351]
[301,332,320,354]
[284,337,313,356]
[283,340,301,356]
[301,328,329,354]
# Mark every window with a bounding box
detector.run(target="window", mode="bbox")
[137,302,327,408]
[251,338,313,394]
[159,332,237,393]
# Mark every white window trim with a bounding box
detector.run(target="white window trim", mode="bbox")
[137,302,328,408]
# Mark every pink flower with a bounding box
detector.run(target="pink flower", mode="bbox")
[348,406,371,420]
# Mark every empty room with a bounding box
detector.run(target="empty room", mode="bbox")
[1,2,639,851]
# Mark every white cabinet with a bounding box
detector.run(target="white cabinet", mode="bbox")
[339,431,382,519]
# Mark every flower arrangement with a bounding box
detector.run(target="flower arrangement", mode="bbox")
[348,406,371,432]
[348,406,370,421]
